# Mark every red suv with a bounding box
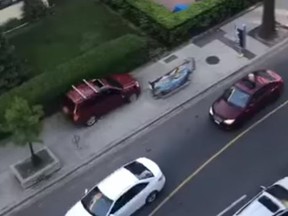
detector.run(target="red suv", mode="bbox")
[209,69,283,129]
[62,74,140,126]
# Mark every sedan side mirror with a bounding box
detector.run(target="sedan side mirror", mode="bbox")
[84,189,88,194]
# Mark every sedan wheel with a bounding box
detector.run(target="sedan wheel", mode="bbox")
[86,116,97,126]
[146,191,158,204]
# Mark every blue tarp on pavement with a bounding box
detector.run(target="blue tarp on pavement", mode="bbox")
[172,4,189,13]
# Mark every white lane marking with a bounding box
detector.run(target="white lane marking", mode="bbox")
[216,194,247,216]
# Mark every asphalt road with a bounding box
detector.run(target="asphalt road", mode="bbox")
[11,43,288,216]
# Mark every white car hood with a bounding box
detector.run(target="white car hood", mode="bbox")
[237,200,274,216]
[65,201,92,216]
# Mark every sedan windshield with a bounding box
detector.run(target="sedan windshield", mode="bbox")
[224,87,251,108]
[81,187,113,216]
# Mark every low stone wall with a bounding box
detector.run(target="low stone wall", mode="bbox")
[10,147,61,189]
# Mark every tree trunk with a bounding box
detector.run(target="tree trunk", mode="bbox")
[258,0,276,40]
[28,142,41,166]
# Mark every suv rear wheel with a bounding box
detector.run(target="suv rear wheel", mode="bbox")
[86,116,97,126]
[128,93,137,103]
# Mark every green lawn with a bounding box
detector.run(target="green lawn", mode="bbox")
[8,0,138,75]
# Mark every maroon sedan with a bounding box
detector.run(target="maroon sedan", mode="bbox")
[209,69,283,128]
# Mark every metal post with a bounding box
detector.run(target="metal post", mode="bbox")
[235,24,247,58]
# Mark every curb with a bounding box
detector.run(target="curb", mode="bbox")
[1,5,287,216]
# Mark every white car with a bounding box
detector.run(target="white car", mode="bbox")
[65,157,166,216]
[234,177,288,216]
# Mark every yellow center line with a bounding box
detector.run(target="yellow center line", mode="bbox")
[149,99,288,216]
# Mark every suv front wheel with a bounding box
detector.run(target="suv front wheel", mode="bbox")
[128,93,137,103]
[86,116,97,126]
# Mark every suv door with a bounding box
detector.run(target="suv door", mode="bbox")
[109,183,149,216]
[78,96,102,121]
[94,88,125,116]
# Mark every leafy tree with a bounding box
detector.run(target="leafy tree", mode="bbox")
[258,0,276,40]
[1,97,44,166]
[23,0,49,22]
[0,32,26,95]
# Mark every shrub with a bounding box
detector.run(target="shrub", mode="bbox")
[22,0,49,22]
[0,34,148,121]
[0,18,26,33]
[102,0,261,46]
[0,32,29,95]
[1,97,44,166]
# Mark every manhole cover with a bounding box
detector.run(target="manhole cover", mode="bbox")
[206,56,220,65]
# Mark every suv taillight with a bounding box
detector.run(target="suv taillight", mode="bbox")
[63,107,69,114]
[73,114,79,121]
[135,81,140,88]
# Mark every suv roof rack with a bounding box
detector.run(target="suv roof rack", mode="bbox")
[96,79,105,87]
[72,85,87,99]
[83,79,99,93]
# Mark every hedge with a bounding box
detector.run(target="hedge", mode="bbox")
[102,0,261,46]
[0,34,148,122]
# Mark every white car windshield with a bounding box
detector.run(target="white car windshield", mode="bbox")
[224,87,251,108]
[81,187,113,216]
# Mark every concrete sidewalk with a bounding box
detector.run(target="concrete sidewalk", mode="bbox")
[1,0,288,215]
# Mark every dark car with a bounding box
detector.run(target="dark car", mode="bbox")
[62,74,140,126]
[209,69,283,129]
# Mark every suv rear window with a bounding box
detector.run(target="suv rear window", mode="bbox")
[124,161,154,180]
[106,77,122,89]
[258,195,279,213]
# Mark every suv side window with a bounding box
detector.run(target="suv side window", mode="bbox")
[110,183,148,214]
[103,88,121,96]
[81,95,103,109]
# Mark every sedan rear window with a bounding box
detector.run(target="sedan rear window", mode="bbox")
[124,161,154,180]
[255,70,276,81]
[224,87,251,108]
[81,187,113,216]
[258,195,280,213]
